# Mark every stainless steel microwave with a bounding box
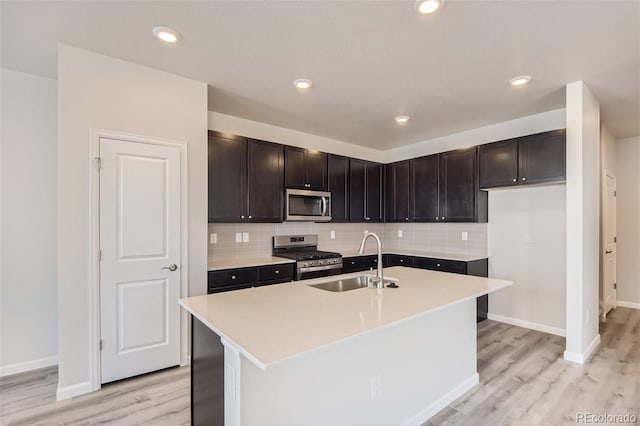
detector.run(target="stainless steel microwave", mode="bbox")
[285,189,331,222]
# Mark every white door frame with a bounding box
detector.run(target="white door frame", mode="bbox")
[89,129,189,392]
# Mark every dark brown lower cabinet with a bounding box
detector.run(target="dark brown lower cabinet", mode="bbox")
[208,263,295,293]
[191,316,224,426]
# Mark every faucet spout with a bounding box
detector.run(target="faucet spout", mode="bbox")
[357,232,384,288]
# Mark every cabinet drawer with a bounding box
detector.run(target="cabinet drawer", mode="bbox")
[257,263,294,283]
[208,268,257,290]
[385,254,415,267]
[343,257,365,273]
[208,283,254,294]
[414,258,466,274]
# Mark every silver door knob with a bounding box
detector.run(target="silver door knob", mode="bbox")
[162,264,178,271]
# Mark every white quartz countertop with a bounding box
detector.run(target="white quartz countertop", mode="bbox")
[179,266,512,369]
[208,256,295,271]
[340,249,487,262]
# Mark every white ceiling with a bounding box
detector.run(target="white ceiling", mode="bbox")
[2,1,638,149]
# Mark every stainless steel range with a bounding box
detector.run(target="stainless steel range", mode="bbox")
[273,234,343,280]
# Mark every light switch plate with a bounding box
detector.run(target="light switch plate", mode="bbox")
[210,233,218,244]
[235,232,242,243]
[461,232,468,241]
[242,232,249,243]
[397,230,403,238]
[330,230,336,239]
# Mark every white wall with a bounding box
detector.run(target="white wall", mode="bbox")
[209,111,384,162]
[616,136,640,308]
[487,185,567,336]
[565,81,601,363]
[0,69,58,376]
[57,45,208,399]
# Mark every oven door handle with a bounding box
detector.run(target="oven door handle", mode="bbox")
[298,264,342,273]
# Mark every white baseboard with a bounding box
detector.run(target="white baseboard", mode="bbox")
[487,313,566,337]
[403,373,479,426]
[564,334,601,364]
[617,300,640,309]
[0,355,58,378]
[56,380,93,401]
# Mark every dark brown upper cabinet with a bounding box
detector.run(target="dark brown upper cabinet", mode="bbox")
[284,146,327,191]
[385,161,411,222]
[410,154,440,222]
[327,154,350,222]
[349,159,383,222]
[479,129,566,189]
[409,148,487,223]
[208,133,247,222]
[208,131,283,223]
[246,139,284,222]
[440,148,486,222]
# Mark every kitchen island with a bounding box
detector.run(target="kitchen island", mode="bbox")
[179,266,512,426]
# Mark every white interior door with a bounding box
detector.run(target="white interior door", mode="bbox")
[603,173,617,318]
[99,137,181,384]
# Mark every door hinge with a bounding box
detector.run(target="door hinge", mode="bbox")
[100,339,103,351]
[98,249,102,261]
[95,157,101,171]
[614,283,617,290]
[614,190,617,197]
[614,236,617,243]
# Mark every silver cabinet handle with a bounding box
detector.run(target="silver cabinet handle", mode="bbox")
[522,177,527,181]
[513,178,517,182]
[406,217,409,221]
[435,217,439,221]
[248,215,252,219]
[241,215,245,219]
[275,270,280,274]
[162,264,178,271]
[442,217,445,220]
[231,275,236,280]
[436,263,441,267]
[400,259,404,263]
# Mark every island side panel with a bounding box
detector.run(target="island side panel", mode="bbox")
[191,315,224,426]
[239,298,478,426]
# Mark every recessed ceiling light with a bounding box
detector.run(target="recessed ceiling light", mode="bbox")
[395,115,411,125]
[293,79,313,90]
[152,26,180,43]
[414,0,445,14]
[509,75,532,87]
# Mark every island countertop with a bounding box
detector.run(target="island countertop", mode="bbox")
[179,266,512,369]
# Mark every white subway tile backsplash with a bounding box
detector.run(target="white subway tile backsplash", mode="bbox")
[208,221,488,263]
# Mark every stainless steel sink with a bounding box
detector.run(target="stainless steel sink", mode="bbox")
[309,275,398,292]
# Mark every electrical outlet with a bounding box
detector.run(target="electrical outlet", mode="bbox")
[524,232,533,243]
[235,233,242,243]
[330,230,336,239]
[397,229,403,238]
[210,233,217,244]
[461,231,468,241]
[242,232,249,243]
[370,375,382,400]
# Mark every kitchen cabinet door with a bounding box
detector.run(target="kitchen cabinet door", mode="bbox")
[479,138,519,189]
[247,139,284,222]
[208,132,247,222]
[305,150,328,190]
[349,159,366,222]
[387,161,410,222]
[284,146,306,189]
[365,162,383,222]
[410,154,439,222]
[284,146,327,190]
[518,129,566,185]
[439,148,484,222]
[328,154,349,222]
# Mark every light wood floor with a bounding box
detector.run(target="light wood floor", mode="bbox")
[1,307,638,426]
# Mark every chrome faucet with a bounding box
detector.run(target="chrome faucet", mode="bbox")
[358,232,384,288]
